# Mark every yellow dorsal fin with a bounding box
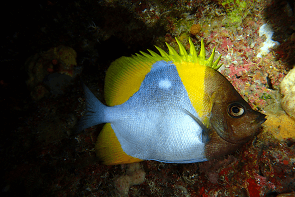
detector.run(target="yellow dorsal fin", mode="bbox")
[95,123,143,165]
[175,38,188,57]
[189,38,197,59]
[104,37,222,106]
[199,39,206,59]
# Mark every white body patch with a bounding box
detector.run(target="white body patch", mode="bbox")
[159,79,172,89]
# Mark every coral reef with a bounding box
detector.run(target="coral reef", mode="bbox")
[280,67,295,120]
[25,45,78,100]
[114,163,146,196]
[257,23,280,58]
[264,112,295,140]
[190,24,202,36]
[2,0,295,196]
[220,0,249,26]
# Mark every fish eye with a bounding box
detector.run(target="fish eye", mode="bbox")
[228,103,245,117]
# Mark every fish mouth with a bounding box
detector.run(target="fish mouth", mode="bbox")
[255,113,267,125]
[252,113,267,135]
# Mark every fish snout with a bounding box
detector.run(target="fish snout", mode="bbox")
[255,113,267,125]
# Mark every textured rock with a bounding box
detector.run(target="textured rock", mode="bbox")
[280,68,295,119]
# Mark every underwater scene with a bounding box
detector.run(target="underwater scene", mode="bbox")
[1,0,295,196]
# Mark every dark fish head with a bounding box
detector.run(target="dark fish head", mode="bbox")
[204,68,266,159]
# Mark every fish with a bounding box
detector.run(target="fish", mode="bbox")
[78,38,266,165]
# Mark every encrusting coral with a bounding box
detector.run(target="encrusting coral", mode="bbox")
[114,163,146,196]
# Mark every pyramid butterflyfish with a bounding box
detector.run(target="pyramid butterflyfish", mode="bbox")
[78,38,266,165]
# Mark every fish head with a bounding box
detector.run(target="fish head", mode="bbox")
[204,67,266,159]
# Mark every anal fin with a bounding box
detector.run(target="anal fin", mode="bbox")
[95,123,143,165]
